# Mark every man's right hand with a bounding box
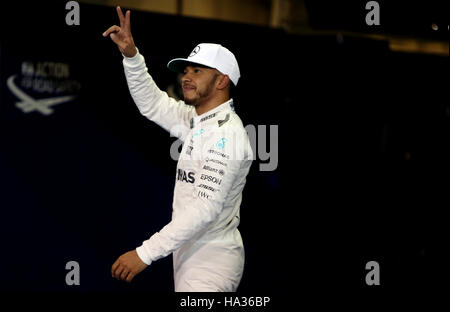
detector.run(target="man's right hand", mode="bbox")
[103,6,137,58]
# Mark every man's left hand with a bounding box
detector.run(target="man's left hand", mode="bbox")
[112,250,148,282]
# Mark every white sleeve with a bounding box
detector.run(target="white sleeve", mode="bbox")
[135,128,246,265]
[123,49,192,141]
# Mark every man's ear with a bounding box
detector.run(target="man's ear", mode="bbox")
[216,75,230,90]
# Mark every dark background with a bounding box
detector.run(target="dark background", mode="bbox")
[0,0,447,307]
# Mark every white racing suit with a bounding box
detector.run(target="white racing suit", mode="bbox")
[122,51,253,292]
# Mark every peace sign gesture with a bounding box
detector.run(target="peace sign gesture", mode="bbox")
[103,6,137,57]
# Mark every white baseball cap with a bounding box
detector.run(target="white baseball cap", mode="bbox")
[167,43,240,86]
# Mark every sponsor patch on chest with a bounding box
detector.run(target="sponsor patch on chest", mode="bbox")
[177,169,195,183]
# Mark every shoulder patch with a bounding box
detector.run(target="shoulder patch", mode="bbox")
[218,113,230,127]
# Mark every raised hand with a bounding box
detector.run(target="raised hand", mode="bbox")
[103,6,137,57]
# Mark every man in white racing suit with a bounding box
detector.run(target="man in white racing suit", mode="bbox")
[104,7,253,292]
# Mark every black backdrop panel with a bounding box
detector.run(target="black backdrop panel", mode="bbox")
[0,0,447,302]
[0,1,283,293]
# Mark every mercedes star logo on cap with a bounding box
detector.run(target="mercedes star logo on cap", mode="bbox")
[189,45,201,57]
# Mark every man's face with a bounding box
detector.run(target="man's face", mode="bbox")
[181,65,220,106]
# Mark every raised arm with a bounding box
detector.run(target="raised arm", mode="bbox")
[103,6,193,140]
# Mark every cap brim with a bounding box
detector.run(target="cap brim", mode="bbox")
[167,58,189,73]
[167,58,214,73]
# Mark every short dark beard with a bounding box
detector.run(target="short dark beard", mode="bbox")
[184,74,219,106]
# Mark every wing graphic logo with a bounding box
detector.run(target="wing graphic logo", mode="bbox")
[6,75,77,116]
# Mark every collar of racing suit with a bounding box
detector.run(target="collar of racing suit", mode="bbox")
[190,99,235,129]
